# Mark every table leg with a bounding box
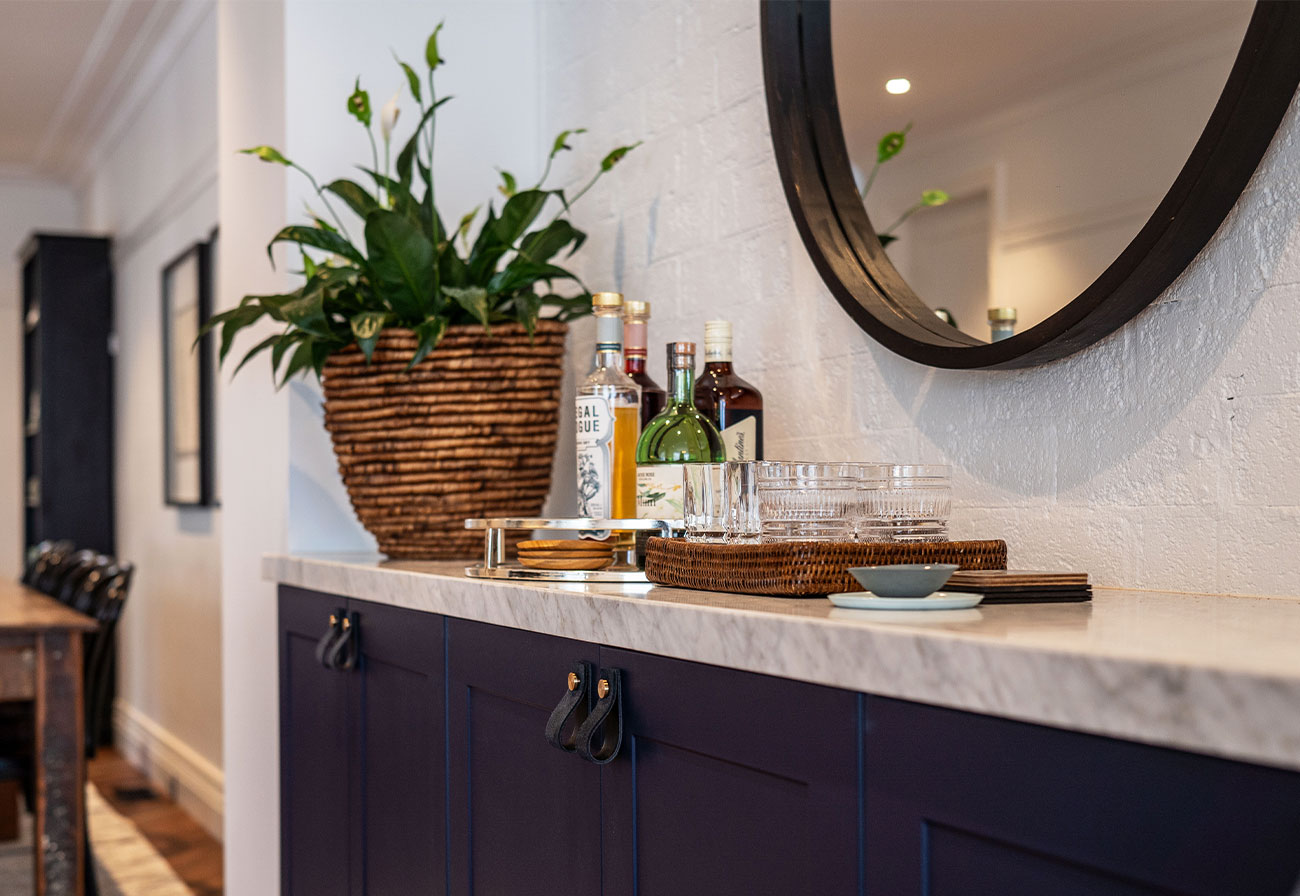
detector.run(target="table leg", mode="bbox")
[34,631,83,896]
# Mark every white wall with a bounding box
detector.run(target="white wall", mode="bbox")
[0,179,79,580]
[218,1,544,888]
[539,0,1300,598]
[77,0,223,837]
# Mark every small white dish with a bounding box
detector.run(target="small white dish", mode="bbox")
[828,591,983,611]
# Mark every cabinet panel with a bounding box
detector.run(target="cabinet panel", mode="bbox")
[447,620,601,896]
[279,587,351,896]
[349,599,446,896]
[600,647,861,896]
[864,695,1300,896]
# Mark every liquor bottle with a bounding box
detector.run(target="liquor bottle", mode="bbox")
[623,300,666,429]
[635,342,726,519]
[693,320,764,461]
[575,292,641,540]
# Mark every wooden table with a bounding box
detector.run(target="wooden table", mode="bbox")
[0,579,96,896]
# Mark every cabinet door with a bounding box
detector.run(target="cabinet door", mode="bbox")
[600,647,862,896]
[348,598,447,896]
[446,620,602,896]
[279,587,351,896]
[864,695,1300,895]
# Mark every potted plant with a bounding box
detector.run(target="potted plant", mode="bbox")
[205,24,638,558]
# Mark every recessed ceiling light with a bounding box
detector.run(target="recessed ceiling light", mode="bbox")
[885,78,911,95]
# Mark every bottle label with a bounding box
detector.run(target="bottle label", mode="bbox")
[576,394,615,519]
[636,465,685,519]
[721,416,758,462]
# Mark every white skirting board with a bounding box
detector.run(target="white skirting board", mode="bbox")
[112,700,224,841]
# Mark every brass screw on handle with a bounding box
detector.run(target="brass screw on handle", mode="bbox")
[341,617,351,630]
[597,678,610,699]
[567,672,580,692]
[329,614,337,626]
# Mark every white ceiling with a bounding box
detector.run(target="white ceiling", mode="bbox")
[832,0,1255,159]
[0,0,183,181]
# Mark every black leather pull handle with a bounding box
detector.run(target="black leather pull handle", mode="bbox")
[545,661,593,753]
[325,611,359,671]
[315,609,346,669]
[575,668,623,765]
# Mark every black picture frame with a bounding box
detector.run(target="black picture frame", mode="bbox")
[161,236,216,506]
[761,1,1300,369]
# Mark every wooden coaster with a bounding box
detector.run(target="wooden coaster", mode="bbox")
[518,556,614,571]
[519,540,612,554]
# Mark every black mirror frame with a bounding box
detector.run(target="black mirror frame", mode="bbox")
[761,0,1300,369]
[162,234,217,508]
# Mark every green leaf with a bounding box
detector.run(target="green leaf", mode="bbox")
[921,189,950,207]
[350,310,391,362]
[488,260,579,296]
[408,318,447,369]
[455,206,480,247]
[513,291,543,339]
[231,333,281,378]
[394,99,446,197]
[325,179,379,218]
[280,285,332,339]
[214,304,265,362]
[348,79,372,128]
[517,219,583,264]
[300,250,318,279]
[550,128,587,159]
[490,189,550,248]
[280,339,316,388]
[876,123,912,163]
[539,292,593,322]
[600,141,642,172]
[240,145,291,166]
[397,58,422,102]
[271,331,306,378]
[498,169,517,197]
[267,224,364,266]
[442,285,490,328]
[425,22,445,69]
[364,208,436,320]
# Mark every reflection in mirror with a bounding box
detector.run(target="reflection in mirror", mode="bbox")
[832,0,1254,342]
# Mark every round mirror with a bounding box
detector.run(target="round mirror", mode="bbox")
[762,1,1300,368]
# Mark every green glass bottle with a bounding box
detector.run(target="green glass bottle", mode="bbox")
[635,341,726,519]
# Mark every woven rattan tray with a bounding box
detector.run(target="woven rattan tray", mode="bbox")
[644,538,1007,596]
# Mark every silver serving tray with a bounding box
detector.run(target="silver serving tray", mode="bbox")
[463,517,682,583]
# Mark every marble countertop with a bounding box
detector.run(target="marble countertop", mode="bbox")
[264,553,1300,772]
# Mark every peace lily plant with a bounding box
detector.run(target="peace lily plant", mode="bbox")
[204,23,639,384]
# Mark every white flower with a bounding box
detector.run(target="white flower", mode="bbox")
[380,90,401,142]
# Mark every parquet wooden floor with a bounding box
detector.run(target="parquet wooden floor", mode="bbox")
[87,748,223,896]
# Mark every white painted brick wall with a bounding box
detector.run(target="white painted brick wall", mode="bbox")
[540,0,1300,597]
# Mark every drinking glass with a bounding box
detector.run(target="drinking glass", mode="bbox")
[724,462,760,543]
[861,464,952,542]
[755,462,858,541]
[683,463,727,542]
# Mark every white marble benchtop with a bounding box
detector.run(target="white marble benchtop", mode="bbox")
[264,552,1300,772]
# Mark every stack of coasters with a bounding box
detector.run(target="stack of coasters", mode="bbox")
[517,539,614,571]
[944,570,1091,604]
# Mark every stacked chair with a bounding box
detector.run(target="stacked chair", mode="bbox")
[4,540,135,895]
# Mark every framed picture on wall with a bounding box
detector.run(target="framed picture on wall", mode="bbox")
[162,235,216,507]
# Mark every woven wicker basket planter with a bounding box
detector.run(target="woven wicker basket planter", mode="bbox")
[322,321,567,559]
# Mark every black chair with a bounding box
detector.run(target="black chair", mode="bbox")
[21,539,76,589]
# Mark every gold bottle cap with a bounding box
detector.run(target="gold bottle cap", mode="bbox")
[592,291,624,309]
[987,306,1017,323]
[624,299,650,317]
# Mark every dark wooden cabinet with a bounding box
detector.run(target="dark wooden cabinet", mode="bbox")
[281,587,1300,896]
[600,647,860,896]
[279,588,446,896]
[863,695,1300,895]
[20,234,114,559]
[446,620,602,896]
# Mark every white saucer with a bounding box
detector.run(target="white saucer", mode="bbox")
[828,591,983,611]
